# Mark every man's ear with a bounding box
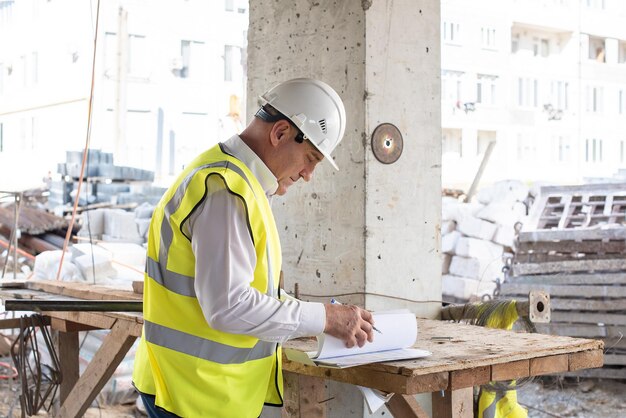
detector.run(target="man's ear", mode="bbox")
[269,120,292,148]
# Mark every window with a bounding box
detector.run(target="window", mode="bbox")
[621,141,625,164]
[555,136,571,162]
[588,36,605,62]
[31,52,38,84]
[225,0,234,11]
[0,123,3,153]
[442,129,462,157]
[511,34,519,53]
[585,138,603,162]
[224,45,237,82]
[441,70,464,107]
[549,81,569,111]
[533,38,550,57]
[443,21,461,43]
[0,63,4,95]
[619,41,626,64]
[619,90,624,115]
[585,0,605,9]
[517,132,537,161]
[585,86,604,113]
[178,40,206,79]
[481,27,496,49]
[128,35,147,76]
[517,77,539,108]
[476,74,497,105]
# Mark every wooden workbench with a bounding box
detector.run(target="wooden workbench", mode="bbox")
[0,280,604,418]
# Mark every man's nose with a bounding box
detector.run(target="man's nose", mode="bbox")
[300,169,313,182]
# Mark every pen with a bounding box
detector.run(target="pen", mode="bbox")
[330,298,383,334]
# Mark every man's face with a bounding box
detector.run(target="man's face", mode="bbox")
[273,135,324,196]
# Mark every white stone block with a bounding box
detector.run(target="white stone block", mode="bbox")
[78,209,106,238]
[493,224,516,248]
[442,201,484,222]
[73,253,116,282]
[475,201,526,226]
[442,253,452,274]
[475,180,529,205]
[104,209,143,241]
[449,256,503,282]
[441,220,456,235]
[442,231,462,254]
[97,242,146,268]
[455,237,504,260]
[442,274,497,300]
[456,215,497,241]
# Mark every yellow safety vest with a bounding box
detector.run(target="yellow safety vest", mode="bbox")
[133,143,283,417]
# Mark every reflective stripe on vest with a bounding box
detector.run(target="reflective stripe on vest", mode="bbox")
[145,320,276,364]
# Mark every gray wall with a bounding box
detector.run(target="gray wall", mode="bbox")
[249,1,441,416]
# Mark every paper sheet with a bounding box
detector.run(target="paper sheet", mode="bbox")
[307,309,431,368]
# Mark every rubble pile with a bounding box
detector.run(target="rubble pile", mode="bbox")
[441,180,532,301]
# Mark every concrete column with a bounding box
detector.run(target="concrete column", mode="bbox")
[248,1,441,417]
[605,38,618,64]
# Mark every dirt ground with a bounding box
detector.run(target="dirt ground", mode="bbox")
[516,377,626,418]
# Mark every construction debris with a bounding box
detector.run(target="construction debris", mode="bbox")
[441,180,532,301]
[501,183,626,379]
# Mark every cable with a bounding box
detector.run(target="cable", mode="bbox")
[56,0,101,281]
[297,291,442,304]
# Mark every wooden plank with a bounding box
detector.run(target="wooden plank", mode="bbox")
[25,280,141,301]
[51,317,100,332]
[282,372,300,418]
[57,320,138,418]
[431,387,473,418]
[56,330,79,404]
[299,375,328,418]
[132,281,144,294]
[387,394,429,418]
[551,311,626,326]
[0,316,50,329]
[569,349,604,371]
[513,258,626,275]
[283,319,602,395]
[491,360,529,381]
[529,354,569,376]
[281,359,449,394]
[449,366,490,390]
[512,273,626,285]
[517,240,626,255]
[501,282,626,298]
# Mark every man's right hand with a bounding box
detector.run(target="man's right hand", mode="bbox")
[323,303,375,348]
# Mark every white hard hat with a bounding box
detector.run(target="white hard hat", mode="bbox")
[259,78,346,170]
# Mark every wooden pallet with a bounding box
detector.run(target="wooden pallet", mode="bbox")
[519,183,626,243]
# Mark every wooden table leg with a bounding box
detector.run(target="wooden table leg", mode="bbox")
[57,330,79,403]
[56,320,137,418]
[386,394,430,418]
[431,387,473,418]
[281,371,328,418]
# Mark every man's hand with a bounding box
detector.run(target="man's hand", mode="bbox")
[323,303,375,348]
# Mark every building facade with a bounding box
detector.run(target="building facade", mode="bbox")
[0,0,248,188]
[441,0,626,188]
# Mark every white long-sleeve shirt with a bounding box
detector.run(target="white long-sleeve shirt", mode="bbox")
[188,135,326,343]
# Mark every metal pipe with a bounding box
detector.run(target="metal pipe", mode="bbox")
[4,300,143,312]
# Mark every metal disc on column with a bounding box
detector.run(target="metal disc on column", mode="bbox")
[371,123,403,164]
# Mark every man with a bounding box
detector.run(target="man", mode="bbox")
[133,78,376,418]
